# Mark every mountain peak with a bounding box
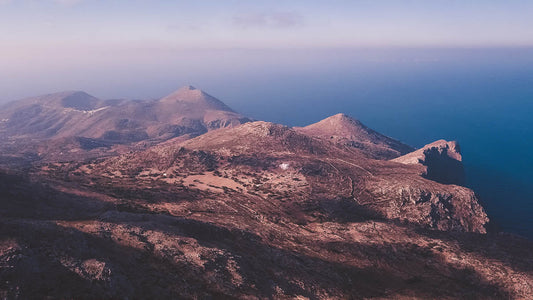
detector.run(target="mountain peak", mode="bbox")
[164,85,204,99]
[59,91,100,110]
[295,113,414,159]
[297,113,368,140]
[330,113,351,119]
[322,113,363,126]
[63,90,93,96]
[34,90,95,101]
[180,85,197,91]
[17,90,101,110]
[159,86,233,112]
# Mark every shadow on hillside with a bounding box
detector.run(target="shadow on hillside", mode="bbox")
[0,171,111,220]
[414,226,533,274]
[102,210,513,299]
[0,220,229,299]
[0,171,518,298]
[314,196,385,223]
[1,214,513,299]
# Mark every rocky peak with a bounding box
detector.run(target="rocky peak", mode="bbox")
[178,120,336,157]
[295,113,414,159]
[159,86,233,112]
[59,91,101,110]
[329,112,362,123]
[393,140,465,185]
[302,113,365,134]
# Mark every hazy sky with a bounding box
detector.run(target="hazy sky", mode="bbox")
[2,0,533,48]
[1,0,533,101]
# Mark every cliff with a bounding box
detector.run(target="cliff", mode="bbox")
[393,139,466,185]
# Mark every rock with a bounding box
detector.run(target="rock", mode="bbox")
[393,140,466,185]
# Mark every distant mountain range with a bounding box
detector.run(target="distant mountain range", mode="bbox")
[0,86,531,299]
[0,86,415,162]
[0,86,250,144]
[0,86,252,162]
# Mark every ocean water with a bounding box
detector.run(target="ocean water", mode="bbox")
[207,48,533,238]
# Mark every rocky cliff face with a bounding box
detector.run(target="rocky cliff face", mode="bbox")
[393,140,466,185]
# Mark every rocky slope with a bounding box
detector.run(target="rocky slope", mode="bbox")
[295,113,414,159]
[100,121,487,234]
[0,136,530,298]
[0,88,531,299]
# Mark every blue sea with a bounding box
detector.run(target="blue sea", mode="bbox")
[196,48,533,238]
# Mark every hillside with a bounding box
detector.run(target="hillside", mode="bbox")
[295,113,414,159]
[0,88,531,299]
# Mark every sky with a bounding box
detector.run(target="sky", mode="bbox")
[1,0,533,101]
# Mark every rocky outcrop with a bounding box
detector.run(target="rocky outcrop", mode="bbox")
[363,180,488,233]
[393,140,465,185]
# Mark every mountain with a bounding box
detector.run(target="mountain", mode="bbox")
[0,89,531,299]
[158,85,234,112]
[0,91,106,139]
[0,86,251,162]
[295,113,414,159]
[95,120,487,233]
[2,166,531,299]
[178,121,360,158]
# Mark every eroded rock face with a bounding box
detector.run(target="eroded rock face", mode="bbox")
[393,140,466,185]
[363,181,489,233]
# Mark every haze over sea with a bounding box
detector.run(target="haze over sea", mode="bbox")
[1,47,532,238]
